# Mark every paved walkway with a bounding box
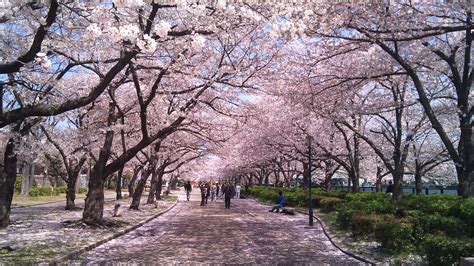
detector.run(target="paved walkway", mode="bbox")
[72,190,363,265]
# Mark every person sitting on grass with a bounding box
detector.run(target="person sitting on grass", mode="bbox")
[269,191,286,213]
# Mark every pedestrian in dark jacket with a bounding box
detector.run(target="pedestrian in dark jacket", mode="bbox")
[205,183,211,204]
[269,191,286,213]
[200,182,206,206]
[224,183,235,209]
[386,181,394,195]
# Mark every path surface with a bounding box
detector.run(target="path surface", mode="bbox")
[73,190,363,265]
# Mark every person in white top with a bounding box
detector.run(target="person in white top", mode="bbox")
[235,184,241,199]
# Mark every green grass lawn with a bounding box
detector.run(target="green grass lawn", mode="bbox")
[11,194,86,207]
[11,189,117,207]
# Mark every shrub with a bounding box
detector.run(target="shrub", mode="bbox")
[401,210,425,245]
[313,189,348,199]
[312,195,330,208]
[336,206,356,230]
[285,192,306,207]
[400,194,463,216]
[423,234,474,266]
[419,214,466,237]
[350,213,386,238]
[14,176,22,193]
[374,218,414,252]
[250,186,279,203]
[459,199,474,236]
[28,186,60,197]
[319,197,344,213]
[345,192,394,214]
[56,186,67,194]
[78,187,87,194]
[28,187,40,197]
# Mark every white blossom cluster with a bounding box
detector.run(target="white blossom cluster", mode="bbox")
[137,34,157,53]
[106,24,140,43]
[191,34,206,50]
[0,0,12,19]
[154,21,172,38]
[113,0,145,8]
[86,23,102,40]
[35,52,51,70]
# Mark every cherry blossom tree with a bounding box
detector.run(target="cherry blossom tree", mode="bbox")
[299,2,473,197]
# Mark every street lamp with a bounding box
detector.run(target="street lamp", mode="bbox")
[306,135,314,226]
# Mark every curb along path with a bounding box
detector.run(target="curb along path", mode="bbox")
[72,190,365,265]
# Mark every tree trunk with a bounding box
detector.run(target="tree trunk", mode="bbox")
[82,167,106,224]
[155,172,164,201]
[130,169,152,210]
[65,157,86,210]
[457,166,473,197]
[392,166,404,202]
[147,170,158,204]
[323,172,332,191]
[0,139,18,227]
[457,120,474,197]
[116,167,123,200]
[65,175,77,210]
[128,166,141,196]
[375,166,383,192]
[170,175,178,190]
[348,170,360,193]
[415,167,422,195]
[352,132,361,193]
[20,162,34,197]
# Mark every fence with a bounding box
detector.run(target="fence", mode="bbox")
[333,185,458,195]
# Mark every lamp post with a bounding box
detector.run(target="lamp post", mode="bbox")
[306,135,314,226]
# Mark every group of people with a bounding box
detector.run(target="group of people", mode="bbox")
[185,180,287,213]
[183,181,243,209]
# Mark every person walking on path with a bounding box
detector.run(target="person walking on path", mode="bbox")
[386,181,394,196]
[205,183,211,204]
[216,183,220,199]
[235,184,241,199]
[184,181,192,201]
[221,183,227,199]
[200,182,206,206]
[269,191,286,213]
[224,183,235,209]
[211,184,217,201]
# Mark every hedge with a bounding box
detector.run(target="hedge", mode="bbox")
[28,186,60,197]
[319,197,344,213]
[250,186,474,263]
[423,234,474,266]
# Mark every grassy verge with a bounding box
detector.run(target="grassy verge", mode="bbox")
[11,189,117,207]
[11,194,84,207]
[161,194,178,202]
